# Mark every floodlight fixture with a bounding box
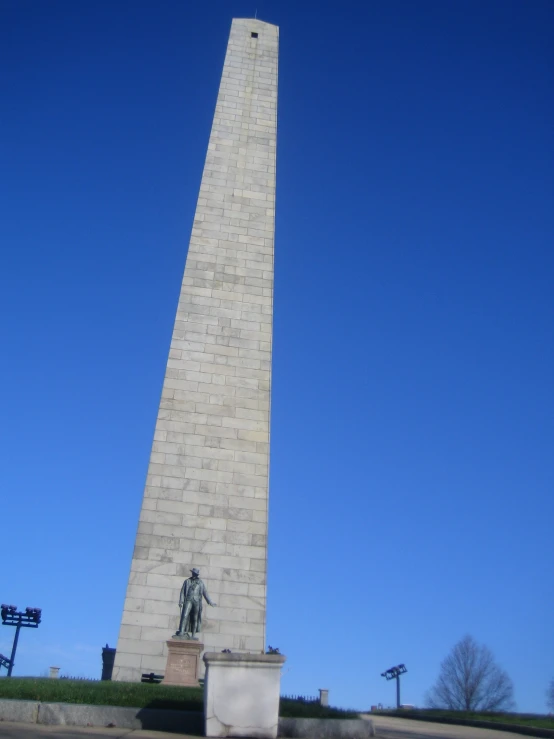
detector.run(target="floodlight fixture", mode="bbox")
[1,604,42,676]
[380,664,408,708]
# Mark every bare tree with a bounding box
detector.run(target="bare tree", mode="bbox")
[426,635,515,712]
[547,678,554,712]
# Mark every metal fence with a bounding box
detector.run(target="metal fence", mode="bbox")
[281,693,319,703]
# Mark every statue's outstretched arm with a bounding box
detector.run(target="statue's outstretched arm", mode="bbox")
[203,584,217,607]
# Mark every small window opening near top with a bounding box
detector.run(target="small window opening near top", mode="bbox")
[251,32,258,38]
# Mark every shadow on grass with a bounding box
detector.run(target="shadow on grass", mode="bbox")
[279,697,359,719]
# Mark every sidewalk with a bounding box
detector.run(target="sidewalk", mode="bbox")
[0,721,199,738]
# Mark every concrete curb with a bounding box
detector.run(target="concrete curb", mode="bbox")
[371,711,554,738]
[0,700,203,734]
[0,699,375,737]
[0,699,40,724]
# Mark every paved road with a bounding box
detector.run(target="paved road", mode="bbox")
[0,723,198,739]
[0,718,546,739]
[366,714,544,739]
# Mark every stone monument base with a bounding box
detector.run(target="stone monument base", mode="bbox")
[162,639,203,687]
[203,652,286,738]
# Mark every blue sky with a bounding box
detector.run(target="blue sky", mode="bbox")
[1,0,552,713]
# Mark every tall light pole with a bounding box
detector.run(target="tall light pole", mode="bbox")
[1,605,42,677]
[381,664,407,709]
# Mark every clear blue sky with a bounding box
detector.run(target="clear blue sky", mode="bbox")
[1,0,552,713]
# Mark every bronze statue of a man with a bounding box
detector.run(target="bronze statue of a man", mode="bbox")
[175,568,216,640]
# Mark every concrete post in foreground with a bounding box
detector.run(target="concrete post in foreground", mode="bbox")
[204,652,285,738]
[319,688,329,706]
[113,17,278,682]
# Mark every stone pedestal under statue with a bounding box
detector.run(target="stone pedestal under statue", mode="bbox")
[162,639,203,687]
[203,652,286,738]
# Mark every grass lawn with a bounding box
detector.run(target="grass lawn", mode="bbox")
[279,697,358,719]
[0,678,203,711]
[375,708,554,731]
[0,679,358,718]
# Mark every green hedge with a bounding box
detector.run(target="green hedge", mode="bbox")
[0,678,203,711]
[0,679,357,718]
[279,697,358,719]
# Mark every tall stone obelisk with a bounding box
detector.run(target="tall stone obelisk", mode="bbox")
[113,18,278,682]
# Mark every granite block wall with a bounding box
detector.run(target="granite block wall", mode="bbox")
[113,17,278,682]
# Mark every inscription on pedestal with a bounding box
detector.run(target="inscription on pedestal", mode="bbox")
[172,654,195,679]
[163,639,203,687]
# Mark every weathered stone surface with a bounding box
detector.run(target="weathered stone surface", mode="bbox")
[0,699,39,724]
[113,17,278,682]
[204,652,285,738]
[36,701,203,733]
[37,702,141,728]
